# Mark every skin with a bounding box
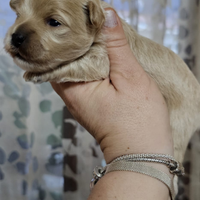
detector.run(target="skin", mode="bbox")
[51,9,174,200]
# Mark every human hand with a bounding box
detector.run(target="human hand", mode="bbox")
[51,9,173,164]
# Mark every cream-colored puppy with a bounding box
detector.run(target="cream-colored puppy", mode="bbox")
[4,0,200,193]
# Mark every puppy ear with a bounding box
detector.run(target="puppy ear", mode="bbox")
[87,0,105,30]
[10,0,19,10]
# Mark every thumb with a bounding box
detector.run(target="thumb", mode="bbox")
[103,9,145,88]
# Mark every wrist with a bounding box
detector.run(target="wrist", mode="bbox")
[90,153,182,200]
[88,170,170,200]
[100,130,174,164]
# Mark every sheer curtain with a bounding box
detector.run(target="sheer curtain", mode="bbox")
[0,1,200,200]
[0,2,65,200]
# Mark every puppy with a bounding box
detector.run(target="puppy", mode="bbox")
[4,0,200,194]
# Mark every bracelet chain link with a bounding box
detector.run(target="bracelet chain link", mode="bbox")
[90,153,185,190]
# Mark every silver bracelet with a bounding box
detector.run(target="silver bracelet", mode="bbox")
[111,153,185,176]
[90,153,185,200]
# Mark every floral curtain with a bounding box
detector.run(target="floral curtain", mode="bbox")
[0,0,200,200]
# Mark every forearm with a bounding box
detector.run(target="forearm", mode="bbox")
[88,170,170,200]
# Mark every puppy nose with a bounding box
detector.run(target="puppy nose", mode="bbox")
[11,33,26,48]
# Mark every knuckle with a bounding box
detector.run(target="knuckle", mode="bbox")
[107,37,128,49]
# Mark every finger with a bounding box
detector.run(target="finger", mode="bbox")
[103,9,146,89]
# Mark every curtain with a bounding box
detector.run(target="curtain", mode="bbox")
[0,0,200,200]
[0,2,65,200]
[175,1,200,200]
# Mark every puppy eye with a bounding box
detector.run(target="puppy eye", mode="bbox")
[47,19,61,27]
[16,12,20,18]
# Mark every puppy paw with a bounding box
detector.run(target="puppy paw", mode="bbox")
[23,72,44,84]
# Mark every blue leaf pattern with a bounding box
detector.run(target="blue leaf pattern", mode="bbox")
[18,98,30,117]
[16,162,29,175]
[8,151,20,163]
[21,180,28,195]
[17,134,29,149]
[30,132,35,148]
[0,111,2,120]
[0,148,6,164]
[32,179,39,190]
[0,167,4,181]
[14,119,27,129]
[32,157,39,172]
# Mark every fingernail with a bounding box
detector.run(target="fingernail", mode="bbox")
[104,10,118,28]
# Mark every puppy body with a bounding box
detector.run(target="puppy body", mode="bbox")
[5,0,200,193]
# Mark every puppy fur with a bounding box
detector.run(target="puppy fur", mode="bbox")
[4,0,200,194]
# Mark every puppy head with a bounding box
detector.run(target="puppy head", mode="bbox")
[4,0,105,73]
